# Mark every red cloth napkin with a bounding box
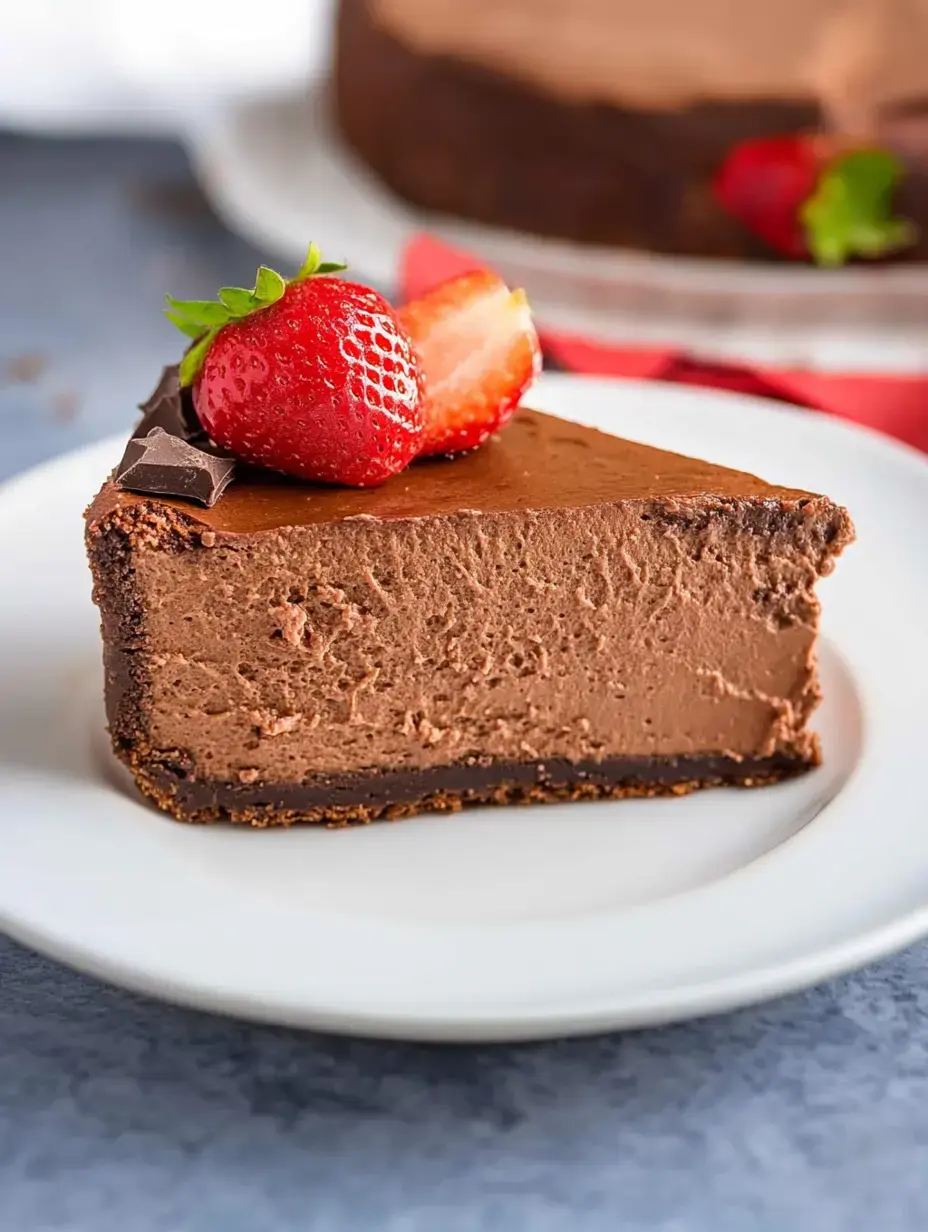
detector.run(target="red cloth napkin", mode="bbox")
[400,234,928,453]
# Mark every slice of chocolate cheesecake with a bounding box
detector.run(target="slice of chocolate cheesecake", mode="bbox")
[86,408,853,825]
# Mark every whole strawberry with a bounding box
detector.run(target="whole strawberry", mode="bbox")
[166,246,424,486]
[714,136,915,265]
[399,270,541,456]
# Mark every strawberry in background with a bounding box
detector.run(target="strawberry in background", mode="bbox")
[714,136,916,264]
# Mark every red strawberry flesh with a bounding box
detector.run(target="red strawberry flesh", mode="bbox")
[713,135,821,259]
[194,278,423,487]
[399,270,541,457]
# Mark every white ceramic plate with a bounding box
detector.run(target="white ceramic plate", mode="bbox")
[185,89,928,370]
[1,375,926,1042]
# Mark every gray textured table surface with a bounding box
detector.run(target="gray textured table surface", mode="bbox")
[1,133,927,1232]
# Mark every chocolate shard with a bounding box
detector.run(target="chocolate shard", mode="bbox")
[115,428,235,508]
[133,364,204,442]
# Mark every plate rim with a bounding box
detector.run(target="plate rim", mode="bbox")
[2,898,927,1043]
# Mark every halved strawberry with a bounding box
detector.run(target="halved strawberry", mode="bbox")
[398,270,541,456]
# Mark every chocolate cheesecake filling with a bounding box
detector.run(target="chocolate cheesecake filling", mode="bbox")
[86,410,853,825]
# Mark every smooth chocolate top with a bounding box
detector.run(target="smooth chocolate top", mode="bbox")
[89,409,812,536]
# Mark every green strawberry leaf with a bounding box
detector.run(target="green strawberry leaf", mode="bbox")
[295,241,347,281]
[254,265,287,304]
[163,298,233,327]
[295,242,322,280]
[164,243,349,385]
[218,286,260,315]
[164,309,210,339]
[801,149,917,267]
[179,329,221,387]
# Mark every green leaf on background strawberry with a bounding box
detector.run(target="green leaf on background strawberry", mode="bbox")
[801,150,916,267]
[165,244,347,385]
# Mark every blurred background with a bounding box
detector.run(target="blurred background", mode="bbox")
[1,0,927,484]
[1,8,927,1231]
[0,0,329,478]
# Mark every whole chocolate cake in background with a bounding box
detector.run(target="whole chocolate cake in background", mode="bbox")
[334,0,928,263]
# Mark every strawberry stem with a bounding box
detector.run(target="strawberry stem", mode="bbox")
[165,244,348,385]
[801,149,916,267]
[294,241,346,282]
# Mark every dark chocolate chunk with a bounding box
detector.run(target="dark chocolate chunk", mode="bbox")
[133,364,203,442]
[126,365,238,505]
[115,428,235,508]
